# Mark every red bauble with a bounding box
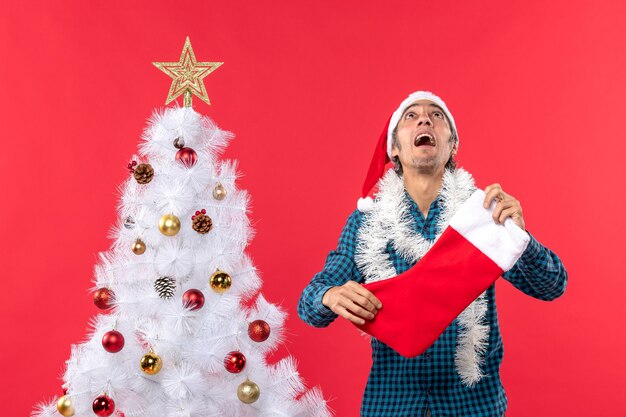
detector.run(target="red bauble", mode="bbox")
[182,289,205,310]
[248,320,271,342]
[175,147,198,167]
[102,330,125,353]
[224,351,246,373]
[94,288,115,310]
[92,395,115,416]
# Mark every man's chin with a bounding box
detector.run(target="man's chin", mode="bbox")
[405,158,443,175]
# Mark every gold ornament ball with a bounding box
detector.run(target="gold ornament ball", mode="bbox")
[140,352,163,375]
[213,183,227,200]
[57,395,75,417]
[158,213,181,236]
[210,270,232,293]
[131,239,146,255]
[237,379,260,404]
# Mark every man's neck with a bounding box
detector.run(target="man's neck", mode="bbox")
[403,167,445,218]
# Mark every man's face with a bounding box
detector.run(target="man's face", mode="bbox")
[391,99,457,175]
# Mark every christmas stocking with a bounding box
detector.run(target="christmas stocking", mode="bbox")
[355,189,530,357]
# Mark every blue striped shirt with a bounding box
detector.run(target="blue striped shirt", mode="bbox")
[297,188,567,417]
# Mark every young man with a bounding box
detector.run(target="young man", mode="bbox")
[297,91,567,417]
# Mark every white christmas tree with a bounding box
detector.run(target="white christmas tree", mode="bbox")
[34,38,331,417]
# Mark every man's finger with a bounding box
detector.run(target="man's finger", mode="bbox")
[483,186,503,208]
[498,206,519,224]
[346,291,378,315]
[345,301,376,320]
[484,183,501,194]
[492,200,515,224]
[348,281,383,309]
[337,306,366,325]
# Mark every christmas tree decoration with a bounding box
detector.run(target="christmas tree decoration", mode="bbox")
[182,289,205,310]
[132,163,154,184]
[139,352,163,375]
[126,160,138,173]
[224,351,246,373]
[158,213,181,236]
[248,319,271,342]
[173,137,185,149]
[92,395,115,417]
[237,379,261,404]
[102,330,125,353]
[56,395,74,417]
[209,269,231,293]
[153,37,223,106]
[34,39,331,417]
[123,216,135,229]
[175,147,198,167]
[191,209,212,234]
[212,182,227,200]
[93,288,115,310]
[131,238,146,255]
[154,277,176,299]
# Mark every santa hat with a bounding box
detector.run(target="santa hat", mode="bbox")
[357,91,459,212]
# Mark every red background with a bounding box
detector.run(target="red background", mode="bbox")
[1,1,624,416]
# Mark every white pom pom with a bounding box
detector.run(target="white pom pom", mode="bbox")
[357,197,374,212]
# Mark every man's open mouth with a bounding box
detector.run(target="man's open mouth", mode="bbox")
[414,133,436,147]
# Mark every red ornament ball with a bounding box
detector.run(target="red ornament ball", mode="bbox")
[175,147,198,167]
[93,288,115,310]
[248,320,271,342]
[92,395,115,417]
[224,351,246,373]
[102,330,125,353]
[182,289,205,311]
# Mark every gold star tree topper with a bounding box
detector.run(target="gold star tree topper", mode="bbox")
[153,37,223,107]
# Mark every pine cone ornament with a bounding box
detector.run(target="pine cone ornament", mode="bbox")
[192,209,212,234]
[133,163,154,184]
[154,277,176,299]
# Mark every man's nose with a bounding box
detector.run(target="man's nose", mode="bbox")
[417,113,432,126]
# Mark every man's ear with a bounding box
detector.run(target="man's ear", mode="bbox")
[451,142,458,157]
[391,143,399,158]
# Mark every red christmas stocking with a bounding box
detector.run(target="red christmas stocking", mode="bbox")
[355,190,530,357]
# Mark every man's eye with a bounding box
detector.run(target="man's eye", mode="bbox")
[433,111,443,118]
[406,112,415,118]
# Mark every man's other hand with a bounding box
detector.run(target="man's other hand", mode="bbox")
[322,281,383,325]
[483,183,526,231]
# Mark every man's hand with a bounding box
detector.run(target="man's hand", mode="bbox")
[483,183,526,231]
[322,281,383,325]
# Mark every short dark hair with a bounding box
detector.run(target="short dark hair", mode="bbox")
[390,125,458,175]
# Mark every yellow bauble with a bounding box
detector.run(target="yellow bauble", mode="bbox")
[140,352,163,375]
[213,183,227,200]
[131,238,146,255]
[210,270,232,293]
[237,379,260,404]
[158,213,181,236]
[57,395,75,417]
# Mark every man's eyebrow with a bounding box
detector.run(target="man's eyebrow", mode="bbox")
[401,103,445,117]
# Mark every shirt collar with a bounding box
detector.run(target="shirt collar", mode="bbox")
[403,188,441,214]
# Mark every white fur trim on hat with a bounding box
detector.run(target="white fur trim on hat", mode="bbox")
[386,91,459,159]
[357,196,374,212]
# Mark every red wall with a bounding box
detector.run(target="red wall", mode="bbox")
[1,1,624,416]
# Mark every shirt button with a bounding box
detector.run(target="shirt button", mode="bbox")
[425,353,431,359]
[427,388,433,394]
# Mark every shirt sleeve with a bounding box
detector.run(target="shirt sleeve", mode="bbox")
[501,230,568,301]
[297,209,365,328]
